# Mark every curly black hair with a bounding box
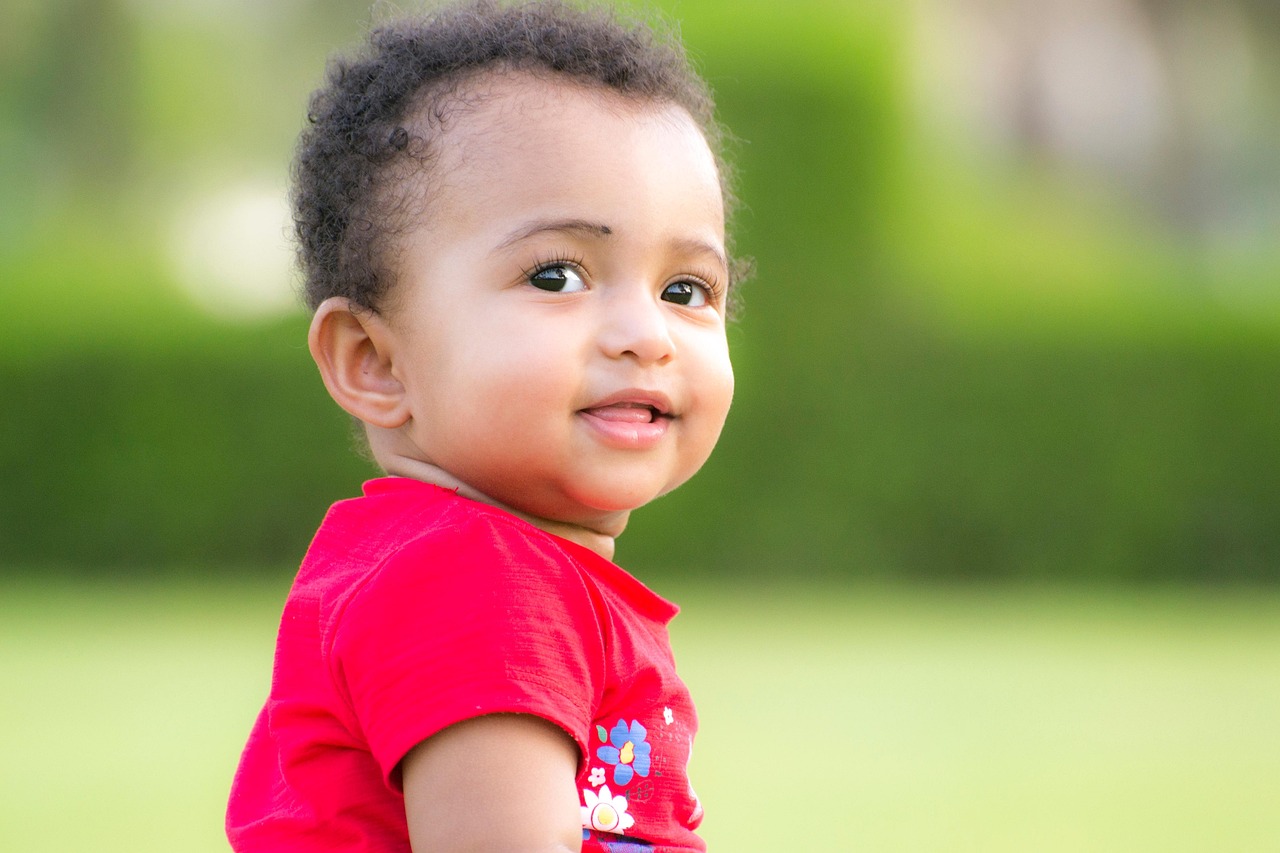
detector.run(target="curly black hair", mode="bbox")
[292,0,744,314]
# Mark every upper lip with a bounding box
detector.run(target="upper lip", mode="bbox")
[579,389,674,418]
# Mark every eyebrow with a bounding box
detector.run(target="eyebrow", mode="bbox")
[496,217,728,272]
[497,218,614,249]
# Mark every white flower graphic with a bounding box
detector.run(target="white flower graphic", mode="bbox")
[663,707,674,725]
[588,766,607,787]
[581,785,635,834]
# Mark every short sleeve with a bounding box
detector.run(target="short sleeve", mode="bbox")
[327,511,607,786]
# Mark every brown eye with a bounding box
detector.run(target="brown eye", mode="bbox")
[661,280,708,307]
[529,265,587,293]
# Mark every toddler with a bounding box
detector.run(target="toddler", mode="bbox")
[226,1,743,850]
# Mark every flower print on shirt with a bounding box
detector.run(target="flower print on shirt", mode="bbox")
[581,785,635,834]
[582,831,654,852]
[588,766,607,788]
[596,719,652,787]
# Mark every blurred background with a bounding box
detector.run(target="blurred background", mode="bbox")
[2,0,1278,850]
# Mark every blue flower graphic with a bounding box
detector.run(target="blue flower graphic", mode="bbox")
[595,719,651,787]
[583,830,653,852]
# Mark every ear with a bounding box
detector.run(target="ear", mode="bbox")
[308,297,410,429]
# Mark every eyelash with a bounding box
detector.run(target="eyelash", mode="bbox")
[524,253,587,281]
[678,269,726,305]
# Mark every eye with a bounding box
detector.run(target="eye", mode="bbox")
[528,264,587,293]
[660,280,710,307]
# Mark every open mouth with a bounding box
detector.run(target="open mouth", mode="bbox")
[580,402,668,424]
[577,393,674,448]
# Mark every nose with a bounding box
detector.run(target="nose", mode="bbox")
[597,286,675,366]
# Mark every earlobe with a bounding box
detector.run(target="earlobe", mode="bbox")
[308,297,410,429]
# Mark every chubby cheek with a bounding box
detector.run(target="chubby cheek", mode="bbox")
[466,341,578,441]
[698,366,734,439]
[680,341,735,466]
[698,333,735,415]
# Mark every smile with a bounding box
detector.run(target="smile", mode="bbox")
[580,389,673,420]
[578,393,674,448]
[580,402,668,424]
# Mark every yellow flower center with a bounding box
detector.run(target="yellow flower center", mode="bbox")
[593,803,619,831]
[619,741,635,765]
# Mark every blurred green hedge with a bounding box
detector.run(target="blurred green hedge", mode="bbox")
[0,328,363,570]
[5,301,1278,581]
[3,2,1278,581]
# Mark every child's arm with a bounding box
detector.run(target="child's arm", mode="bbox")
[402,713,583,852]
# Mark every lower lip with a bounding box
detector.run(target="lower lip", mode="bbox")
[577,411,671,449]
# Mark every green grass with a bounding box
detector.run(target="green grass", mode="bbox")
[2,579,1277,851]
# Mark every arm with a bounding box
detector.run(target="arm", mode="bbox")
[402,713,583,853]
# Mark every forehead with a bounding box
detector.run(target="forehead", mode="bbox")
[425,69,705,156]
[408,70,725,235]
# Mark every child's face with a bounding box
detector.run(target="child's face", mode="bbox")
[381,72,733,529]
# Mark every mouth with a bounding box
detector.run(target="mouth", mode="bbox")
[577,398,673,449]
[580,402,669,424]
[578,392,673,424]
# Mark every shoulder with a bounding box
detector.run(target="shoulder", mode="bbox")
[301,478,589,602]
[319,487,611,776]
[370,491,595,607]
[325,483,608,647]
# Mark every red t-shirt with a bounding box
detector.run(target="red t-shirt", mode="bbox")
[227,477,704,852]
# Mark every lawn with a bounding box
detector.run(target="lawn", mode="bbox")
[2,578,1277,851]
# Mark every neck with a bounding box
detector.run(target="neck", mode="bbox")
[380,456,625,561]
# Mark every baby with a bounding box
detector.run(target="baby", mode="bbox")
[227,1,742,850]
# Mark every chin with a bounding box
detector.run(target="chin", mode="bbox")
[560,483,663,519]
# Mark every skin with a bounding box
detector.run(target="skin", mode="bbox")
[308,71,732,852]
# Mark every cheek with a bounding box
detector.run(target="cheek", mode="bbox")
[455,329,581,419]
[706,368,735,442]
[679,338,734,462]
[694,339,735,417]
